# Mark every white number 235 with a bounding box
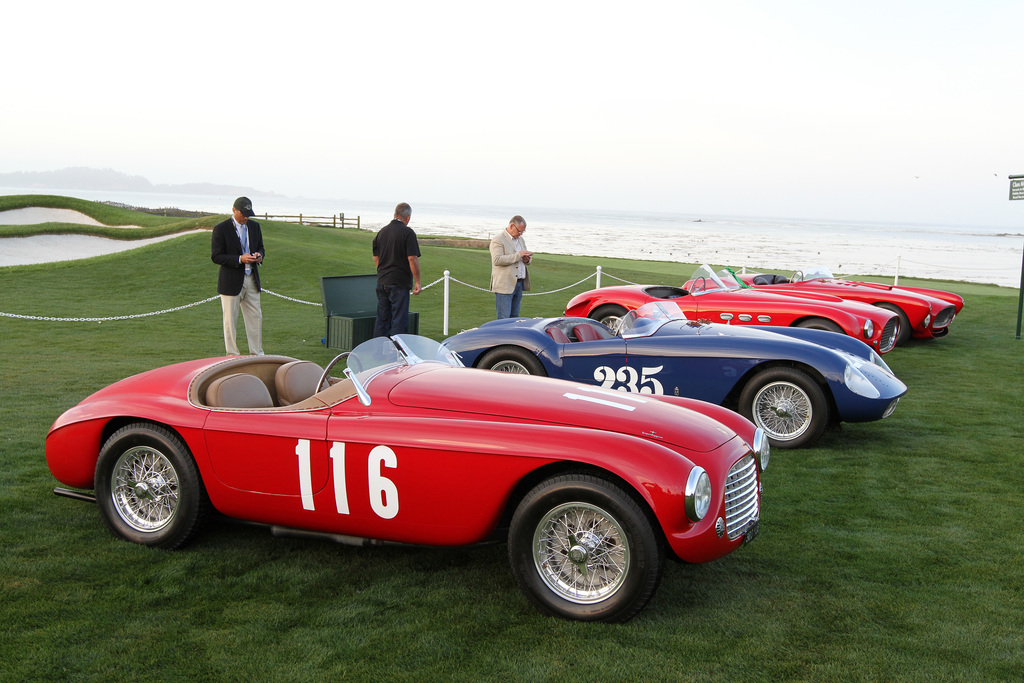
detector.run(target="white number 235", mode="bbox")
[593,365,664,394]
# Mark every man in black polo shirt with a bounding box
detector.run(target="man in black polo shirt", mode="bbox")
[372,202,421,336]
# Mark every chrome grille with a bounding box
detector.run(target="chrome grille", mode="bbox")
[879,317,899,353]
[724,455,759,540]
[933,305,956,329]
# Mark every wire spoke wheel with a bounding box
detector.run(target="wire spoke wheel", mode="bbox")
[478,346,546,376]
[752,381,812,442]
[491,359,531,374]
[509,474,662,622]
[95,423,208,549]
[533,502,630,604]
[111,446,180,532]
[591,305,628,334]
[739,367,829,449]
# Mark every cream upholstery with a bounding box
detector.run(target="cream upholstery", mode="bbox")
[275,361,324,406]
[206,373,274,409]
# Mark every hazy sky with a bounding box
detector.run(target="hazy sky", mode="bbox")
[4,1,1023,227]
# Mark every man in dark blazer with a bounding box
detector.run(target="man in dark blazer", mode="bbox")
[211,196,265,355]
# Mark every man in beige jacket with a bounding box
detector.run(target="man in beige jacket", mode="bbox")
[489,215,533,318]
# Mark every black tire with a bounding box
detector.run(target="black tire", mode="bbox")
[94,423,209,549]
[794,318,844,334]
[738,367,829,449]
[508,474,664,623]
[590,304,629,333]
[875,302,911,346]
[478,346,546,376]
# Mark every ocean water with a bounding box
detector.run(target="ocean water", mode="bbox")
[3,187,1022,287]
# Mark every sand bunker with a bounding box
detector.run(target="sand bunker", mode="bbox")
[0,207,143,228]
[0,208,203,266]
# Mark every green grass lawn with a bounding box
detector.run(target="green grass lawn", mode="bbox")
[2,197,1023,681]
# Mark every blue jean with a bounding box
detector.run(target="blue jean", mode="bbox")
[374,285,411,337]
[495,280,525,319]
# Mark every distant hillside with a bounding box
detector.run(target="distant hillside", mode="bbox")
[0,167,283,198]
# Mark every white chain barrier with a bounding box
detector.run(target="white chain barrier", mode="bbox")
[435,268,620,334]
[0,296,221,322]
[3,255,993,336]
[0,267,633,328]
[262,289,319,306]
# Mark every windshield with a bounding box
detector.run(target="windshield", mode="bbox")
[685,264,737,295]
[618,301,688,338]
[716,267,746,288]
[791,265,835,282]
[346,334,463,380]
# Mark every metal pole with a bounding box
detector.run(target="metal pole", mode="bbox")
[1011,175,1024,339]
[596,265,602,289]
[443,270,450,336]
[1017,239,1023,340]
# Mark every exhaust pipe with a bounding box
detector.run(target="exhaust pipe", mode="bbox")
[270,526,397,547]
[54,487,96,503]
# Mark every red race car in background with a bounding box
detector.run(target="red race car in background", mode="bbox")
[45,334,769,623]
[565,264,901,354]
[735,265,964,346]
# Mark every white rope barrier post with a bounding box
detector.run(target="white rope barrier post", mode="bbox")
[443,270,450,336]
[894,256,901,286]
[596,265,602,289]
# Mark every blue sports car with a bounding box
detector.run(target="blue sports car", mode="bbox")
[443,302,907,448]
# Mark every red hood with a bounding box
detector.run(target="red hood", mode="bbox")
[386,366,740,453]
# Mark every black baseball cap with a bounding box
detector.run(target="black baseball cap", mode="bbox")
[233,196,255,217]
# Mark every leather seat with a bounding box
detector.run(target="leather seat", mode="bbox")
[573,324,603,342]
[275,361,324,405]
[753,273,790,285]
[546,327,571,343]
[206,373,273,409]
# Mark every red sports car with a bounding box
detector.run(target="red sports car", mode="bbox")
[46,335,769,623]
[565,264,901,354]
[735,265,964,345]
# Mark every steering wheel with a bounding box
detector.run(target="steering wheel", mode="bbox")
[317,352,349,392]
[690,276,707,293]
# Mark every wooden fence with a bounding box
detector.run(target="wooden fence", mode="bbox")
[256,213,360,229]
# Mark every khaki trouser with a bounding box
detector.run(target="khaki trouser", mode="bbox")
[221,273,263,355]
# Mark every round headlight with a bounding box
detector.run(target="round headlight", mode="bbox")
[753,428,770,471]
[685,467,712,522]
[863,319,875,340]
